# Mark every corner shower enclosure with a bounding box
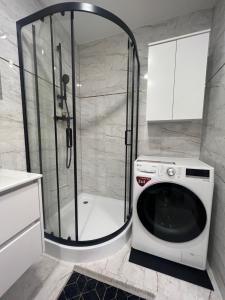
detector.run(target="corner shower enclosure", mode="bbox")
[17,3,139,249]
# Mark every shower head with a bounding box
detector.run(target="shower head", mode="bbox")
[62,74,70,85]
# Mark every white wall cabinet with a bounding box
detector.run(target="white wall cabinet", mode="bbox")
[146,30,210,122]
[146,41,176,121]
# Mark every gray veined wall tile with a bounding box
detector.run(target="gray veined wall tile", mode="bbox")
[0,58,26,170]
[0,0,43,64]
[79,91,126,198]
[0,0,45,171]
[0,70,3,100]
[200,0,225,298]
[78,33,128,98]
[78,8,212,198]
[134,9,212,159]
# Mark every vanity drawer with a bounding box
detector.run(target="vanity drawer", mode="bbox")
[0,222,42,298]
[0,182,40,245]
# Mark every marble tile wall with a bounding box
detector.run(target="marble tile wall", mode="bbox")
[78,33,128,98]
[80,93,127,200]
[78,33,128,200]
[133,9,212,158]
[199,0,225,298]
[78,9,212,199]
[0,0,43,170]
[0,58,26,170]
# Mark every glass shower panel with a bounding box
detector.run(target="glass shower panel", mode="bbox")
[21,18,61,236]
[133,52,139,161]
[125,40,134,220]
[21,23,40,174]
[130,50,139,215]
[75,12,128,240]
[132,53,139,174]
[36,17,62,237]
[51,12,76,240]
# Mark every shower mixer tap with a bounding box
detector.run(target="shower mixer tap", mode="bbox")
[55,73,73,169]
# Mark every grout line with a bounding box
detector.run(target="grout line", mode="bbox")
[0,55,59,88]
[0,56,126,100]
[80,91,127,99]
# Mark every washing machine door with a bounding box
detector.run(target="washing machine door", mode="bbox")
[137,182,207,243]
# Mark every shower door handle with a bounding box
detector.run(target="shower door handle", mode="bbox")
[125,130,132,146]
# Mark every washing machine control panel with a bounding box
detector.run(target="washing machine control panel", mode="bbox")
[167,167,176,176]
[159,165,182,179]
[136,162,183,180]
[136,160,211,182]
[136,162,158,174]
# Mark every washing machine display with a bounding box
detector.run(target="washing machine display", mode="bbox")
[137,182,207,243]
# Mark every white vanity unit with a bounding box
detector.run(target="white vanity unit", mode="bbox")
[146,30,210,121]
[0,169,44,298]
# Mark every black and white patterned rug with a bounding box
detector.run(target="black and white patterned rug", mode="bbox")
[58,271,145,300]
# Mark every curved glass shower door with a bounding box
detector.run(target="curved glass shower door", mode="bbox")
[17,3,139,246]
[74,13,130,241]
[51,12,76,240]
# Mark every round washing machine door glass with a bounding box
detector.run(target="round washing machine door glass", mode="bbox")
[137,182,207,243]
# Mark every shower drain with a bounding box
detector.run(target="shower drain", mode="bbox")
[83,201,88,204]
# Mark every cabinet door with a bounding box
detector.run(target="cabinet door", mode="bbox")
[173,33,209,120]
[0,183,40,245]
[146,41,176,121]
[0,222,42,298]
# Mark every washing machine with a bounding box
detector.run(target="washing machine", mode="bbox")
[132,156,214,270]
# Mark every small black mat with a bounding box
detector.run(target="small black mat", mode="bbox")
[129,248,214,290]
[58,271,145,300]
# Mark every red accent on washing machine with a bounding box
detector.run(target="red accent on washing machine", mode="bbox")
[136,176,151,186]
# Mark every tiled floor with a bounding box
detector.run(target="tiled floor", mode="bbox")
[2,255,74,300]
[2,243,223,300]
[75,244,223,300]
[58,271,144,300]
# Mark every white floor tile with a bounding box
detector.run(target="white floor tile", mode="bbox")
[2,255,73,300]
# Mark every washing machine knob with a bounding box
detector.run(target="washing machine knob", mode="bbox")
[167,167,176,176]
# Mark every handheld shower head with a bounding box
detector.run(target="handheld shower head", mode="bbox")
[61,73,72,168]
[62,74,70,85]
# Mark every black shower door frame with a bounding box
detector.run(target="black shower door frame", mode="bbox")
[17,2,140,247]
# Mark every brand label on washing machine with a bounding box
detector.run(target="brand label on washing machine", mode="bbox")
[136,176,151,186]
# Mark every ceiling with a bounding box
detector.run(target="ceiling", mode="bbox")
[39,0,215,44]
